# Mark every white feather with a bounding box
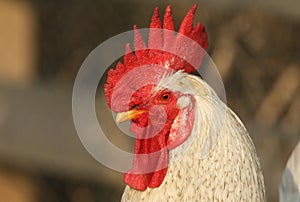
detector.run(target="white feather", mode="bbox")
[279,141,300,202]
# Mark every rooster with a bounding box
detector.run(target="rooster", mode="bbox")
[104,4,265,201]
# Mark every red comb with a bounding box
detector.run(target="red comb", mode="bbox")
[105,4,208,108]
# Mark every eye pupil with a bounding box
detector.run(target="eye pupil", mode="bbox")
[162,93,170,100]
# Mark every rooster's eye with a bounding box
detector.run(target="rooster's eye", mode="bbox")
[160,92,171,102]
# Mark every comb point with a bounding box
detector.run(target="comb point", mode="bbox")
[178,4,198,35]
[163,5,174,31]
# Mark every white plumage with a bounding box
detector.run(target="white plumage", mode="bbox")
[121,72,266,201]
[280,141,300,202]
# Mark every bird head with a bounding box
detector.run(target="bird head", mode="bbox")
[104,4,208,190]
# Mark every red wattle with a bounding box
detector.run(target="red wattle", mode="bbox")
[125,122,169,190]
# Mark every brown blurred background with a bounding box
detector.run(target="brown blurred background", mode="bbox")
[0,0,299,201]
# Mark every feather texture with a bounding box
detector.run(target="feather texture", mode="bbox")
[279,141,300,202]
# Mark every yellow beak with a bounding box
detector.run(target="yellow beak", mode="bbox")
[115,110,147,123]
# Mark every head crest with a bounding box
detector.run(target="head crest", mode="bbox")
[105,4,208,108]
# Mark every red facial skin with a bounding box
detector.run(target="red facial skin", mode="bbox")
[124,86,194,190]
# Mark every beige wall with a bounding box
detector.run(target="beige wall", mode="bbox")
[0,1,36,86]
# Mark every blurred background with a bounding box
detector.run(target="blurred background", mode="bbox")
[0,0,299,201]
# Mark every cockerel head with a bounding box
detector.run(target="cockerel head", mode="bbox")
[104,4,208,191]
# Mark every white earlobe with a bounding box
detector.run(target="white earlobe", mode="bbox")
[176,96,191,108]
